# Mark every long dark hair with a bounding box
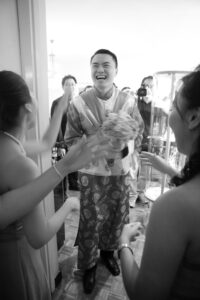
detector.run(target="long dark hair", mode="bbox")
[171,71,200,186]
[0,70,31,131]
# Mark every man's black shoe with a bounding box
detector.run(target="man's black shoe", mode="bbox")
[83,265,97,294]
[100,252,120,276]
[136,193,149,206]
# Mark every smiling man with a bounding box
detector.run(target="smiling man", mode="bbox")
[64,49,144,294]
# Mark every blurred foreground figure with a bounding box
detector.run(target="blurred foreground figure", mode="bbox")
[120,71,200,300]
[0,70,111,300]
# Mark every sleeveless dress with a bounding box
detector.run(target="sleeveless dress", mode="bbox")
[0,221,51,300]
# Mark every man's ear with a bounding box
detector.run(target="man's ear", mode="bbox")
[24,103,32,113]
[188,107,200,130]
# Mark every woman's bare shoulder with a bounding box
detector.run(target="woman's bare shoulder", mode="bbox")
[2,155,40,189]
[152,179,200,226]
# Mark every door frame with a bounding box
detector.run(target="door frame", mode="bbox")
[17,0,58,292]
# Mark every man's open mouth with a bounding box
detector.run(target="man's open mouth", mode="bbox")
[96,75,106,80]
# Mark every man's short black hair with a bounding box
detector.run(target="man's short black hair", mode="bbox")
[62,75,77,87]
[90,49,118,68]
[141,76,154,86]
[121,87,131,92]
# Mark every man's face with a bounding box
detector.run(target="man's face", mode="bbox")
[90,54,117,90]
[143,78,154,92]
[63,78,77,96]
[142,78,155,103]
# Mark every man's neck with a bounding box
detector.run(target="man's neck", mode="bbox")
[94,85,114,100]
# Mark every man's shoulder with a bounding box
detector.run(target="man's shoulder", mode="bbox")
[118,90,136,106]
[52,96,63,105]
[79,89,94,100]
[51,96,63,116]
[74,89,96,108]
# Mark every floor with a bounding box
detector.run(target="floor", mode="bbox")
[52,188,151,300]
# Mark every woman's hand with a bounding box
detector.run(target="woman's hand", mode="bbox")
[120,222,142,244]
[140,151,178,177]
[58,87,72,112]
[140,151,157,166]
[64,134,112,173]
[140,151,170,174]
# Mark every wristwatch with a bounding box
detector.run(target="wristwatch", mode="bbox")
[118,243,133,259]
[121,146,129,158]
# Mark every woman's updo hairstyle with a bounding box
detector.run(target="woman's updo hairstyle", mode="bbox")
[0,70,31,131]
[171,71,200,186]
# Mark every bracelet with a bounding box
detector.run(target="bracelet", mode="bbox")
[53,164,64,180]
[118,243,134,259]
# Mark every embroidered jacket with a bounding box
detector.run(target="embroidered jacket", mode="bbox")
[65,86,144,176]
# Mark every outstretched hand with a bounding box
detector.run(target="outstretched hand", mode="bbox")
[65,134,112,173]
[140,151,178,178]
[140,151,157,165]
[58,87,73,112]
[140,151,168,173]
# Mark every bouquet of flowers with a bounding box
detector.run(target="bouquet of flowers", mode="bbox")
[101,111,139,148]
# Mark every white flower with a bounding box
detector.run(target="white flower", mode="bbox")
[101,111,139,142]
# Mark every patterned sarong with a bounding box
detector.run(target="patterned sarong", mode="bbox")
[76,173,130,270]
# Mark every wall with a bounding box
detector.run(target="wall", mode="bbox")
[0,0,21,72]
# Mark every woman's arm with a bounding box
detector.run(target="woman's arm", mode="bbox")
[24,91,71,155]
[0,134,110,229]
[64,99,85,146]
[0,162,63,230]
[22,182,79,249]
[22,134,111,248]
[120,190,188,300]
[119,222,141,293]
[140,151,177,177]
